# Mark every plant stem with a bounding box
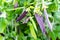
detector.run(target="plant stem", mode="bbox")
[30,17,37,32]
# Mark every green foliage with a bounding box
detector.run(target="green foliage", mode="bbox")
[0,0,60,40]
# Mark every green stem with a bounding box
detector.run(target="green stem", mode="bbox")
[30,17,37,32]
[28,22,37,40]
[6,7,24,11]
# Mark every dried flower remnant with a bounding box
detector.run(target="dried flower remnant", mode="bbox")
[14,2,18,8]
[16,11,28,22]
[23,17,30,24]
[35,13,46,34]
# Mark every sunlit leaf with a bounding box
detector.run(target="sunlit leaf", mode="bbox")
[0,18,8,33]
[28,22,37,40]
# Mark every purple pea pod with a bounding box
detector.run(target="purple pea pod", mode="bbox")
[35,13,46,34]
[16,11,28,22]
[44,8,52,31]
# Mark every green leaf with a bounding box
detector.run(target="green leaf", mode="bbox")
[57,33,60,39]
[18,32,26,40]
[0,18,8,33]
[48,2,58,12]
[55,26,60,31]
[28,22,37,40]
[0,36,4,40]
[54,11,60,23]
[49,32,56,40]
[30,17,37,32]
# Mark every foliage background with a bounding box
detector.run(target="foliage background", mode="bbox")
[0,0,60,40]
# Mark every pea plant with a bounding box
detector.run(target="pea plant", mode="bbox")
[0,0,60,40]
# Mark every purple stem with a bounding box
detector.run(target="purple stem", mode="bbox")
[35,13,46,34]
[16,11,28,22]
